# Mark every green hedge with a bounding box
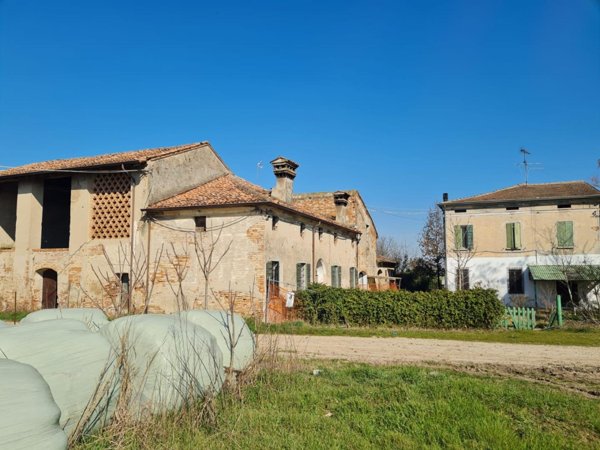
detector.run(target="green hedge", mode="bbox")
[296,285,504,329]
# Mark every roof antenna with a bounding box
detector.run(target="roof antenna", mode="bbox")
[518,148,542,185]
[256,161,264,181]
[520,148,530,185]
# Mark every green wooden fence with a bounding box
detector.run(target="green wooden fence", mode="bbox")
[500,307,536,330]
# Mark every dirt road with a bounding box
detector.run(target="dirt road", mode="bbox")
[261,334,600,369]
[261,334,600,396]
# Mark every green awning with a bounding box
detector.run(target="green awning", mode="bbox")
[528,265,600,281]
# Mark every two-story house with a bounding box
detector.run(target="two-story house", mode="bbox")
[439,181,600,307]
[0,142,378,319]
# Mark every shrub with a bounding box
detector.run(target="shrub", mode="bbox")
[296,285,504,329]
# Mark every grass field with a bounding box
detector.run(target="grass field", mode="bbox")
[0,310,28,323]
[79,361,600,449]
[252,321,600,347]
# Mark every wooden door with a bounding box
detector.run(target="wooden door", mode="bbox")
[42,269,58,309]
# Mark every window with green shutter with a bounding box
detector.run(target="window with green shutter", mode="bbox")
[557,221,574,248]
[331,265,342,288]
[454,224,473,250]
[505,222,521,250]
[296,263,311,290]
[349,267,358,288]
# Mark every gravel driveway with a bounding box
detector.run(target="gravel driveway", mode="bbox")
[261,334,600,370]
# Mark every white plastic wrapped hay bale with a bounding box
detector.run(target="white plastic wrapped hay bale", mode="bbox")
[21,308,109,331]
[177,310,255,372]
[99,314,224,416]
[0,359,67,450]
[0,319,117,438]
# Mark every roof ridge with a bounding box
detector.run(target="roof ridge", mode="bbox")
[445,180,597,203]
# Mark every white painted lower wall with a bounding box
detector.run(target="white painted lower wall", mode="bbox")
[446,254,600,306]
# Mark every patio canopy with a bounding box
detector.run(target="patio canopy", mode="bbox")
[528,265,600,281]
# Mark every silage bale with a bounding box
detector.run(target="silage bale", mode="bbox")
[99,314,224,416]
[0,319,117,438]
[177,310,255,371]
[21,308,109,331]
[0,359,67,450]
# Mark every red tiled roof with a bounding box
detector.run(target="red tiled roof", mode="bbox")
[0,142,209,178]
[442,181,600,207]
[147,175,358,233]
[292,192,358,223]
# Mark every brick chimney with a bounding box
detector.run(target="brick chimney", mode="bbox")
[270,157,299,203]
[333,191,350,224]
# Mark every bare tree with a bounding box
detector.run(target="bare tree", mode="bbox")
[419,206,445,288]
[446,220,476,291]
[81,241,163,317]
[193,222,233,310]
[376,236,412,272]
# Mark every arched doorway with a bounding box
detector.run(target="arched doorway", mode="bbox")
[40,269,58,309]
[359,271,367,289]
[316,259,325,284]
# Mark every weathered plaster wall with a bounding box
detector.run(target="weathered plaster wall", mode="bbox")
[145,145,230,205]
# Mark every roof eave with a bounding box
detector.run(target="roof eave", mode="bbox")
[439,194,600,210]
[145,201,360,235]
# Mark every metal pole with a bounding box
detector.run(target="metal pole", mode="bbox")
[556,294,563,328]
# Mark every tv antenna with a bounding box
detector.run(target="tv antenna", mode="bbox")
[256,161,264,180]
[518,148,542,184]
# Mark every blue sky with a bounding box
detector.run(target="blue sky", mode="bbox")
[1,0,599,251]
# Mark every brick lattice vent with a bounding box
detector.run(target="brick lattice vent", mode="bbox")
[91,173,132,239]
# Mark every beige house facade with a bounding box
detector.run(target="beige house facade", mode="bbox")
[0,142,378,319]
[439,182,600,307]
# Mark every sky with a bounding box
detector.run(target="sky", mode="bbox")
[1,0,599,252]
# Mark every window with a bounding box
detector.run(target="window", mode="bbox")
[272,216,279,230]
[296,263,311,290]
[506,206,519,211]
[300,223,306,236]
[455,269,469,290]
[194,216,206,231]
[454,209,467,213]
[318,227,324,240]
[557,221,574,248]
[266,261,280,298]
[349,267,358,288]
[331,265,342,287]
[505,222,521,250]
[334,233,338,244]
[118,273,130,309]
[454,225,473,250]
[557,204,571,209]
[508,269,524,294]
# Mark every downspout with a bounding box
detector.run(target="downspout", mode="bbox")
[144,218,152,314]
[128,172,136,314]
[312,224,317,281]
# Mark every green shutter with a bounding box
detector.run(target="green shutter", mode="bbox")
[565,221,573,247]
[506,223,514,249]
[266,261,273,282]
[557,221,573,247]
[331,267,337,287]
[454,225,462,249]
[466,225,473,249]
[514,223,521,249]
[337,266,342,287]
[306,264,311,285]
[296,263,303,290]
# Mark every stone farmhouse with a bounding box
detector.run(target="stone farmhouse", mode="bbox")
[0,142,378,319]
[439,181,600,308]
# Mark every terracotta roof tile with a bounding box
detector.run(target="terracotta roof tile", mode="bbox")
[292,192,358,223]
[442,181,600,207]
[0,142,208,178]
[148,175,358,233]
